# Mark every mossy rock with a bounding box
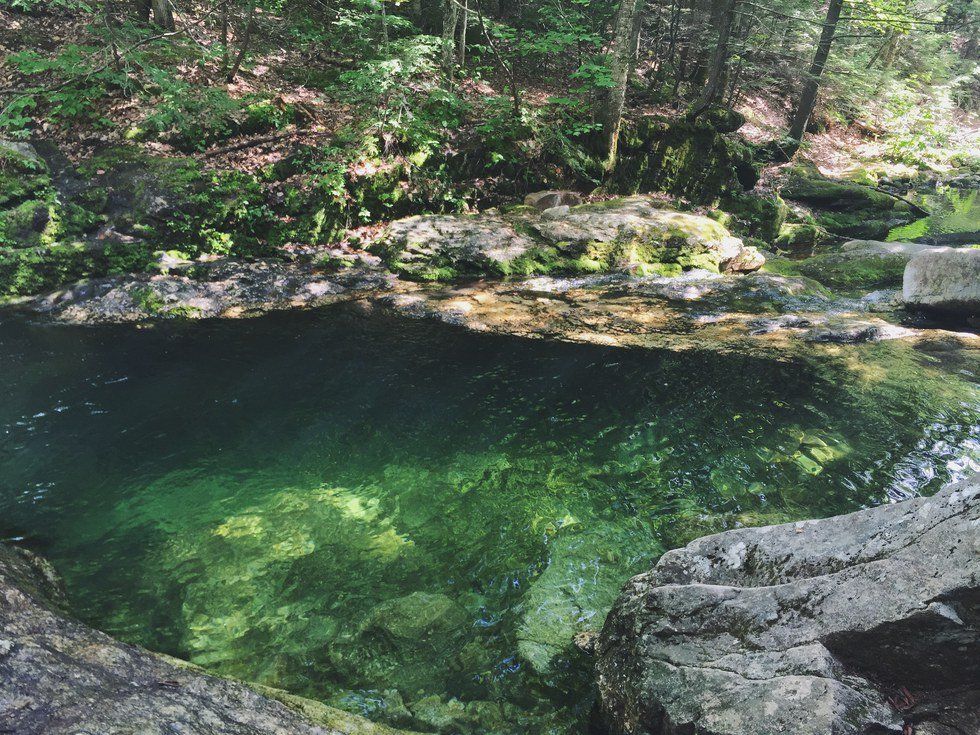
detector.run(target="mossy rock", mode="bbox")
[796,250,909,290]
[720,192,789,242]
[610,118,759,202]
[779,162,912,239]
[774,222,834,250]
[0,144,50,208]
[696,105,746,133]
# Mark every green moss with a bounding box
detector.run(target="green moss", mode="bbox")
[719,193,788,243]
[780,162,910,239]
[760,253,804,278]
[814,211,890,240]
[506,245,568,276]
[132,285,201,319]
[609,118,758,202]
[796,252,908,290]
[774,222,833,249]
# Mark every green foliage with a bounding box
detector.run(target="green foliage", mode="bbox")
[1,46,129,134]
[0,0,88,11]
[144,72,240,149]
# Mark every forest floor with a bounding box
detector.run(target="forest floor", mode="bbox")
[6,5,976,194]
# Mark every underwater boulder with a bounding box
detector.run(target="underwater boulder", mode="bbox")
[517,524,662,677]
[0,543,421,735]
[359,591,468,645]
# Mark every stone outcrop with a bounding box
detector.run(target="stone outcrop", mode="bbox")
[594,475,980,735]
[903,247,980,316]
[609,118,758,201]
[780,162,916,239]
[524,190,584,211]
[25,259,394,322]
[0,543,418,735]
[370,197,765,282]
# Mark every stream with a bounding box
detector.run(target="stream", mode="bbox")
[1,305,978,733]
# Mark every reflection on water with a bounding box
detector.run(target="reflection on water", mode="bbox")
[1,307,977,733]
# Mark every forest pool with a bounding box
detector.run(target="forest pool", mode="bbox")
[1,306,978,733]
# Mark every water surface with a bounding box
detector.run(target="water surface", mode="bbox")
[1,307,977,733]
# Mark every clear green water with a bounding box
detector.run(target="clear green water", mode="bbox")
[1,307,978,733]
[888,185,980,244]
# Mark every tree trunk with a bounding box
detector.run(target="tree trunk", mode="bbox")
[456,0,468,67]
[474,0,521,117]
[601,0,645,171]
[150,0,174,30]
[227,0,257,83]
[133,0,151,22]
[688,0,737,118]
[220,0,230,72]
[441,0,460,76]
[788,0,844,142]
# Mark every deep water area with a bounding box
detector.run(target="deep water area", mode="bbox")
[1,306,977,733]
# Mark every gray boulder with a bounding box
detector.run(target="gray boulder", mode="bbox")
[0,543,418,735]
[903,247,980,315]
[524,190,584,211]
[370,197,765,281]
[595,475,979,735]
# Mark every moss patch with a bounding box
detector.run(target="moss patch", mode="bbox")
[796,251,908,290]
[609,118,759,202]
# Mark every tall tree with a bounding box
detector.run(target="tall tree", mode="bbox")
[788,0,845,141]
[601,0,645,171]
[441,0,461,76]
[688,0,738,118]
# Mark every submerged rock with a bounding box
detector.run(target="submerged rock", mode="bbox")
[359,591,468,644]
[0,543,419,735]
[516,524,662,677]
[594,475,980,735]
[903,247,980,316]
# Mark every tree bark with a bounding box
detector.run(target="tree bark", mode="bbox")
[220,0,230,72]
[133,0,151,22]
[474,0,521,117]
[441,0,460,76]
[150,0,175,31]
[601,0,645,171]
[688,0,737,118]
[788,0,844,142]
[456,0,468,67]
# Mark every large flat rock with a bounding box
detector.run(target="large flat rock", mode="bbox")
[594,475,980,735]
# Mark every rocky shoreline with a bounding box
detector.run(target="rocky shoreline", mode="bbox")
[6,190,977,363]
[594,474,979,735]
